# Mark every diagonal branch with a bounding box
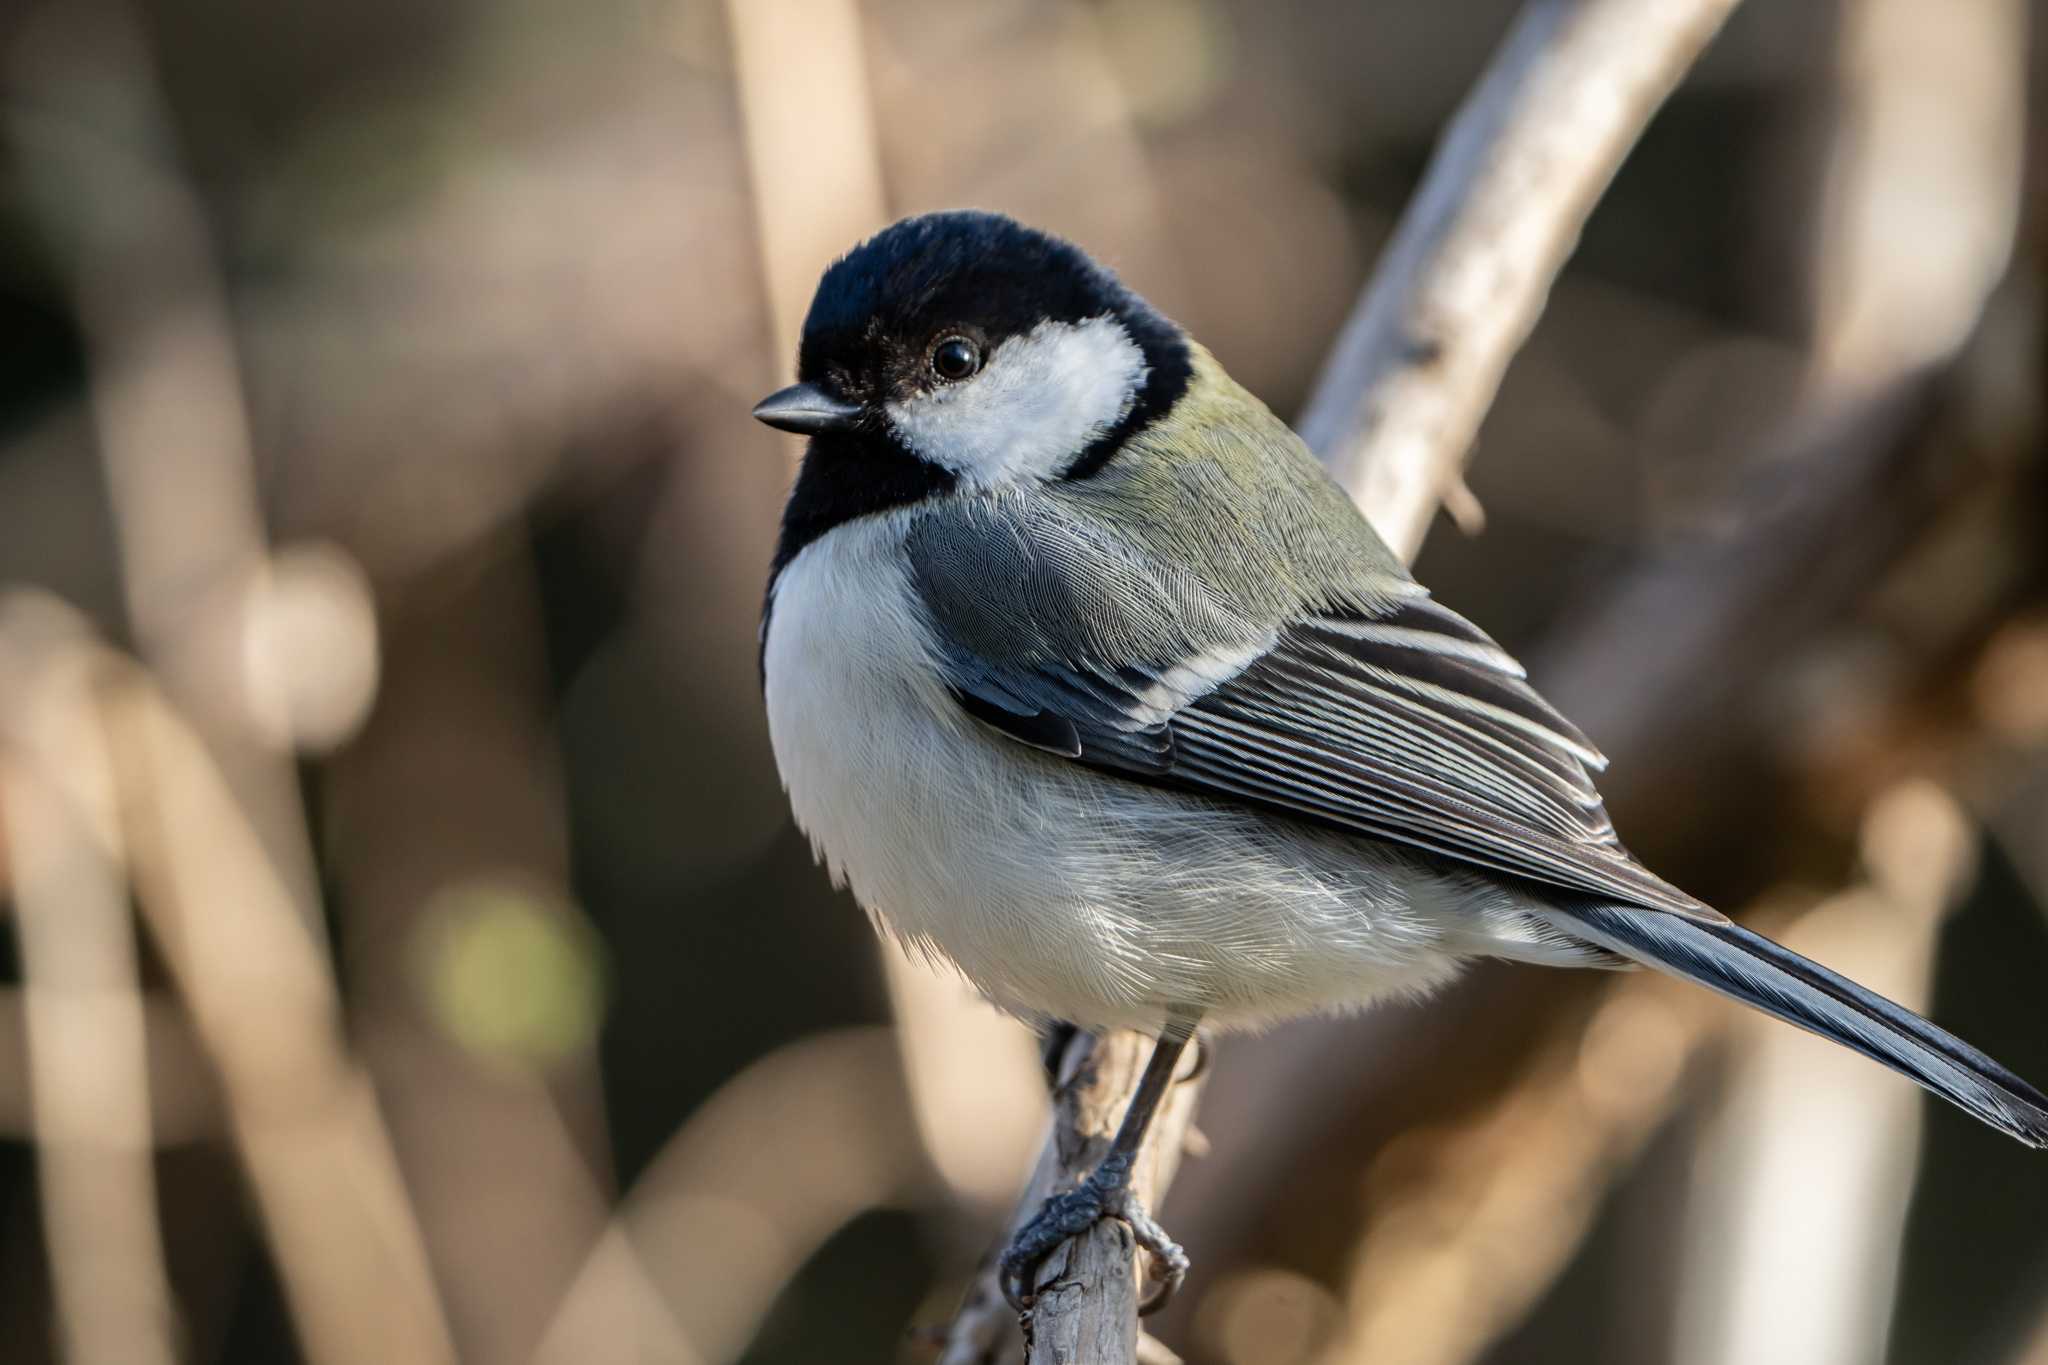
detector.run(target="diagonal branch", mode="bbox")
[1298,0,1744,561]
[941,0,1742,1359]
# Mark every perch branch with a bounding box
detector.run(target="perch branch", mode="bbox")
[942,1,1739,1359]
[939,1032,1200,1365]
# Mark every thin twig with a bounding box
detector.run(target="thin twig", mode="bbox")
[942,1,1740,1359]
[1296,0,1743,561]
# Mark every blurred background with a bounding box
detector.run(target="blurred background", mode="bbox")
[1,0,2045,1362]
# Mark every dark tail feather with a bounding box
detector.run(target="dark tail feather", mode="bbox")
[1548,903,2048,1149]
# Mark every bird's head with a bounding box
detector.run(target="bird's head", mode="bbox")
[754,211,1191,494]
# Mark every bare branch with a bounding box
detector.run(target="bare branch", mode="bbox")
[939,1032,1201,1365]
[1296,0,1743,558]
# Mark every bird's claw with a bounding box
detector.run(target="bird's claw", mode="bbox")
[1121,1197,1190,1315]
[998,1153,1188,1317]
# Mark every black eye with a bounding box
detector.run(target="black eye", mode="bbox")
[931,336,982,382]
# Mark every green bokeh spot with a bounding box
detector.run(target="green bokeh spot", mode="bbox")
[418,881,608,1070]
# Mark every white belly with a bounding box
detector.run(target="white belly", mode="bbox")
[762,513,1486,1032]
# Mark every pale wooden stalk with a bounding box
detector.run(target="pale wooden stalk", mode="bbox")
[0,608,178,1365]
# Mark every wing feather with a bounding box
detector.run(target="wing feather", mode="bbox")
[905,498,1715,921]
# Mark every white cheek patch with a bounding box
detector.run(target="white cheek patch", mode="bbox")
[886,314,1146,485]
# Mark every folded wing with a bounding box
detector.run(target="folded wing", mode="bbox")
[905,503,1715,921]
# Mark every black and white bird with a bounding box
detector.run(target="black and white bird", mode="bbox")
[753,210,2048,1311]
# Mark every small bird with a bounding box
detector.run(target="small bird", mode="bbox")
[753,210,2048,1312]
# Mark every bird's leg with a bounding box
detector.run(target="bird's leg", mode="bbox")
[1038,1020,1079,1091]
[1000,1017,1199,1316]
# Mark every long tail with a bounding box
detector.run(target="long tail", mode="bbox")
[1545,902,2048,1148]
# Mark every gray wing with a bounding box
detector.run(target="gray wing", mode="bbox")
[904,497,1717,922]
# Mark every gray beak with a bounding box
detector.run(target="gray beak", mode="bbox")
[751,382,863,435]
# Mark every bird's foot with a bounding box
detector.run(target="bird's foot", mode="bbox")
[999,1152,1189,1316]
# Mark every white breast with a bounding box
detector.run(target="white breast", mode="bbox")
[761,512,1545,1032]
